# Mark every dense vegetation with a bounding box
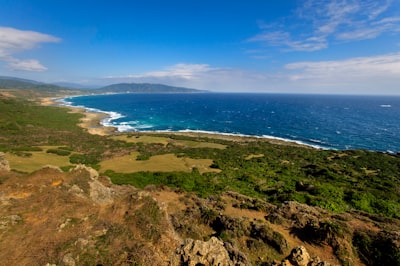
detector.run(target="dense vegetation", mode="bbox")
[0,97,135,163]
[1,95,400,219]
[107,136,400,218]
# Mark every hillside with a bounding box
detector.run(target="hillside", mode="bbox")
[0,77,66,91]
[96,82,206,93]
[0,89,399,265]
[0,77,82,98]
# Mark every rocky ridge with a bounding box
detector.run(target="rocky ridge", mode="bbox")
[0,165,399,265]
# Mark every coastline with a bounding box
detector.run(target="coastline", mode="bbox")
[41,95,316,149]
[142,130,316,148]
[42,95,317,149]
[41,95,321,148]
[41,96,117,136]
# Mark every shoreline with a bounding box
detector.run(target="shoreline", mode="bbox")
[42,95,319,149]
[41,96,117,136]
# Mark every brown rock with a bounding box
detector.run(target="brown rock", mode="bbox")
[288,246,311,266]
[0,152,10,172]
[171,237,234,266]
[89,179,113,205]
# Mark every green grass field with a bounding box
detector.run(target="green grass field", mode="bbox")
[6,149,72,173]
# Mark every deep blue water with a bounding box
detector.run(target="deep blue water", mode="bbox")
[63,93,400,153]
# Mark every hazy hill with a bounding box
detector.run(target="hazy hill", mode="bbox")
[52,82,98,89]
[0,77,69,92]
[0,76,44,85]
[0,77,206,94]
[96,83,206,93]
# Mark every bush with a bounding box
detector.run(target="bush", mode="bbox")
[69,153,99,165]
[46,149,71,156]
[353,231,400,265]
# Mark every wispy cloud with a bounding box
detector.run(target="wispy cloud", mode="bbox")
[248,0,400,52]
[0,26,60,71]
[281,53,400,94]
[100,54,400,94]
[104,63,219,83]
[102,63,270,92]
[134,63,217,80]
[285,53,400,78]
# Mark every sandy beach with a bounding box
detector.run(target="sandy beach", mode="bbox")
[41,96,116,136]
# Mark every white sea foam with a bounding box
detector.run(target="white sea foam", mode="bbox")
[380,104,392,108]
[58,96,126,130]
[115,124,136,132]
[145,129,329,150]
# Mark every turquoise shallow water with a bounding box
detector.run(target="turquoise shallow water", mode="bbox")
[64,93,400,153]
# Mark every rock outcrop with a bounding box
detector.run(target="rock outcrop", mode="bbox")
[66,165,114,204]
[0,152,10,171]
[272,245,335,266]
[170,237,250,266]
[288,246,311,266]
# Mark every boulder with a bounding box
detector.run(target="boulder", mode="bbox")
[271,246,336,266]
[61,253,76,266]
[71,164,99,179]
[170,237,237,266]
[89,179,113,205]
[288,246,311,266]
[0,152,10,172]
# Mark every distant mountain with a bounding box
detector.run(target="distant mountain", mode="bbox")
[0,77,45,88]
[0,77,81,95]
[0,77,206,95]
[52,82,99,89]
[0,76,44,85]
[96,83,206,93]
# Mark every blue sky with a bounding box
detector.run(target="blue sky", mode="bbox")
[1,0,400,94]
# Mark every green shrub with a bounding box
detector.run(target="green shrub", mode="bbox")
[353,231,400,265]
[46,149,71,156]
[69,153,99,165]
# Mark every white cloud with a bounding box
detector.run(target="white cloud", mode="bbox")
[100,55,400,95]
[248,0,400,52]
[285,53,400,77]
[105,63,219,83]
[282,53,400,94]
[102,63,271,92]
[7,58,48,72]
[0,26,60,71]
[139,63,216,80]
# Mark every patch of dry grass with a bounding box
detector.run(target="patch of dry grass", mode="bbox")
[245,154,264,160]
[110,134,226,149]
[6,150,72,173]
[99,152,220,174]
[111,135,170,146]
[172,139,226,149]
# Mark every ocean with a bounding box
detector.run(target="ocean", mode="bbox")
[62,93,400,153]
